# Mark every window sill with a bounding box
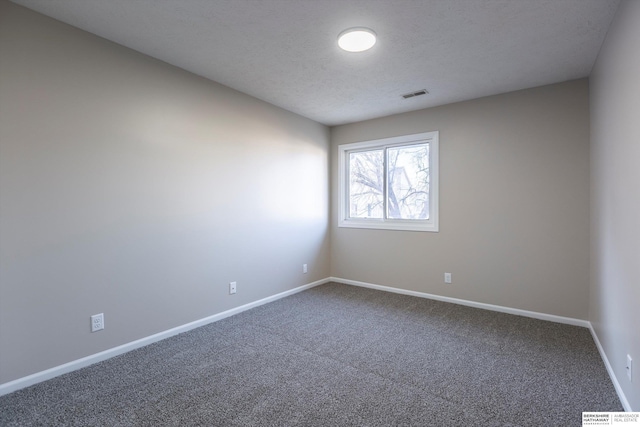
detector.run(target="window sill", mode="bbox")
[338,218,438,232]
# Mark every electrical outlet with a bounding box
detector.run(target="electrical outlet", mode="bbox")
[444,272,452,284]
[303,264,308,274]
[229,281,237,295]
[627,354,633,382]
[91,313,104,332]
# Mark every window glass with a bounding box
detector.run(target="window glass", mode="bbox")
[387,144,429,220]
[349,149,383,219]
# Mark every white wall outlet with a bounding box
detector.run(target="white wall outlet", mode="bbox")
[444,272,452,284]
[229,281,237,295]
[91,313,104,332]
[627,354,633,382]
[303,264,308,274]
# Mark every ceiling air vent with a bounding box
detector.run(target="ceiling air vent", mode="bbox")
[402,89,428,99]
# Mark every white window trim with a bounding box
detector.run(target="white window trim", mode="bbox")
[338,131,439,232]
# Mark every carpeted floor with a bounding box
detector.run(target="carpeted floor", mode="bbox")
[0,282,623,426]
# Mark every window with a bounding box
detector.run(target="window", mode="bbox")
[338,131,439,232]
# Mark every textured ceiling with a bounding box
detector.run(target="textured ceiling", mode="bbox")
[11,0,620,126]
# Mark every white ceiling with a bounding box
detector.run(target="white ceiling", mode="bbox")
[11,0,620,126]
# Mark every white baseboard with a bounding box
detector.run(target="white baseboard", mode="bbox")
[330,277,590,327]
[3,276,629,413]
[589,324,632,412]
[0,278,330,397]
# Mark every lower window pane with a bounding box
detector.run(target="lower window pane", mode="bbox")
[387,144,429,219]
[349,150,384,219]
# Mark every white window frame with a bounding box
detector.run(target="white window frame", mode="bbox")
[338,131,439,232]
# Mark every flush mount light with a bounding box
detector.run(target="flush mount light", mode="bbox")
[338,27,376,52]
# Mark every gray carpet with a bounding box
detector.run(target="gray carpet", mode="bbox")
[0,282,623,426]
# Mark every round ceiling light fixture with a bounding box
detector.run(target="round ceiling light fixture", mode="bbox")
[338,27,377,52]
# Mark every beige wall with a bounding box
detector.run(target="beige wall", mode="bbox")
[331,80,590,320]
[590,0,640,411]
[0,1,330,384]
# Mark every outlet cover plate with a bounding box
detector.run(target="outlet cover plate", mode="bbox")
[229,281,237,295]
[91,313,104,332]
[627,354,633,382]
